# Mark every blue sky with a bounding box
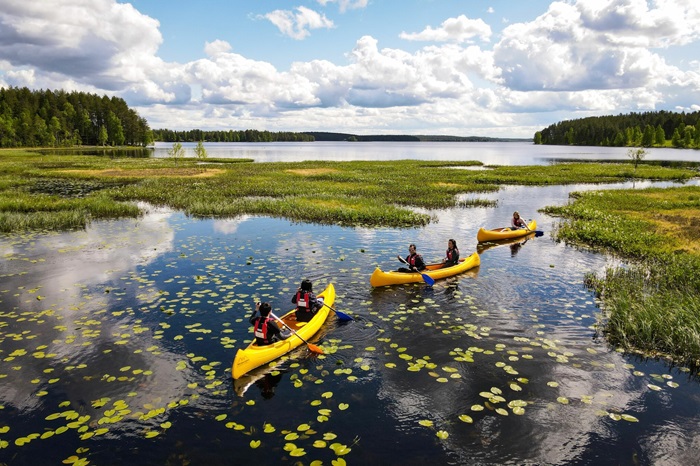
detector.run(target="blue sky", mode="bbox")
[1,0,699,138]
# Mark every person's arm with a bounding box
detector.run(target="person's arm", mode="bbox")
[414,254,426,271]
[249,303,260,324]
[271,321,289,339]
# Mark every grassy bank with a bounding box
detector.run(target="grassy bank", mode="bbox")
[0,149,697,232]
[544,185,700,365]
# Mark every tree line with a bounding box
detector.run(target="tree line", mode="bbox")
[152,128,315,143]
[0,87,153,148]
[534,110,700,148]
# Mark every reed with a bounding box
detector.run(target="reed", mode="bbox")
[547,186,700,365]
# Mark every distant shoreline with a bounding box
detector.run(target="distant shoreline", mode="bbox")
[301,132,532,143]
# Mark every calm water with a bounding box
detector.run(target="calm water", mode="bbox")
[1,148,700,465]
[152,140,700,165]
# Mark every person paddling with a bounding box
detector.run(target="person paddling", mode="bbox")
[442,238,460,267]
[511,211,530,230]
[292,279,324,322]
[397,243,426,273]
[249,302,289,345]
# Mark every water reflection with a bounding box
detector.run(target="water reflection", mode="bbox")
[151,141,700,165]
[1,180,700,465]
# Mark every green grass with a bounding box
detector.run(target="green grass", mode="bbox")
[0,149,697,232]
[545,185,700,365]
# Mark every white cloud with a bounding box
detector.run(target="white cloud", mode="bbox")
[316,0,369,13]
[400,15,492,43]
[493,0,697,92]
[1,0,699,138]
[0,0,162,89]
[263,6,334,40]
[204,39,233,56]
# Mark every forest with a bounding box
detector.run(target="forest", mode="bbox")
[0,87,152,148]
[535,110,700,148]
[152,128,315,143]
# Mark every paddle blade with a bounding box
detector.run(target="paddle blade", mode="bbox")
[322,302,353,321]
[307,343,324,354]
[421,273,435,286]
[534,230,544,237]
[334,310,354,322]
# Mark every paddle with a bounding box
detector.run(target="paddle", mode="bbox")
[269,312,324,354]
[524,218,545,237]
[398,256,435,286]
[322,302,353,322]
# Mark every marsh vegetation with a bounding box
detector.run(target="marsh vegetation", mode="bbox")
[1,149,695,232]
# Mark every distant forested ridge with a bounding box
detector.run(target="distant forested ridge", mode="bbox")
[0,87,152,147]
[153,129,315,142]
[535,110,700,148]
[152,130,530,143]
[303,132,529,142]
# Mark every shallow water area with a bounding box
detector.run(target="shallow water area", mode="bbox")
[1,177,700,465]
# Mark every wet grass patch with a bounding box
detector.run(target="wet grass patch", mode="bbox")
[0,150,697,233]
[545,185,700,365]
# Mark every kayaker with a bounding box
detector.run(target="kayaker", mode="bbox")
[292,279,324,322]
[397,243,426,273]
[442,239,460,267]
[249,302,289,345]
[511,211,529,230]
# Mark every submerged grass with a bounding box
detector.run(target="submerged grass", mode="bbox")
[546,186,700,365]
[0,149,697,232]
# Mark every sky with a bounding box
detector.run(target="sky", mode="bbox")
[0,0,699,138]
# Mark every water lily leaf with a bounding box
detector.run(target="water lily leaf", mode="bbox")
[310,400,322,406]
[263,424,275,433]
[458,414,473,423]
[331,459,347,466]
[297,423,311,432]
[215,414,227,421]
[250,440,261,449]
[322,391,333,399]
[145,431,159,438]
[512,406,525,415]
[471,404,484,411]
[436,430,449,439]
[313,440,327,448]
[547,381,559,388]
[495,408,508,416]
[557,397,569,404]
[338,403,349,410]
[330,443,351,455]
[647,384,662,391]
[285,433,299,441]
[621,414,639,422]
[418,419,434,427]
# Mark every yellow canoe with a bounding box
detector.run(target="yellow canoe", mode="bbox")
[232,283,335,379]
[369,252,480,287]
[477,220,537,242]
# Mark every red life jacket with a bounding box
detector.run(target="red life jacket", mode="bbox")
[406,253,420,267]
[446,248,457,261]
[295,290,311,312]
[254,317,271,344]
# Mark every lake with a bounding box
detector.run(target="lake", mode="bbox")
[152,140,700,165]
[1,144,699,465]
